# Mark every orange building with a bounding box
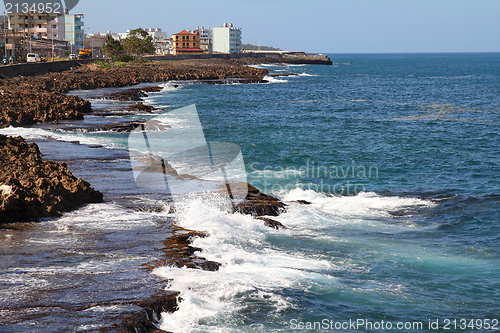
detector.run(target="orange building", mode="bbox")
[172,30,205,55]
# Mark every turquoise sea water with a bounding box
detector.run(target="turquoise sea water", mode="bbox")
[145,54,500,332]
[1,53,499,332]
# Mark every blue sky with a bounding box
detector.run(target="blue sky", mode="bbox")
[21,0,500,53]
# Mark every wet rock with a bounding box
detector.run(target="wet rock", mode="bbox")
[0,135,103,223]
[107,88,147,101]
[145,225,220,272]
[115,291,180,333]
[141,86,163,93]
[257,217,286,229]
[235,183,287,217]
[127,103,156,112]
[105,121,145,132]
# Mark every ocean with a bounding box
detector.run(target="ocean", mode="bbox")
[1,53,499,332]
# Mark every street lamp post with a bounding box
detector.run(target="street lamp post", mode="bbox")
[46,14,54,61]
[85,27,94,58]
[3,12,7,61]
[2,13,4,59]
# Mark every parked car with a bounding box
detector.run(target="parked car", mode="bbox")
[27,53,41,63]
[69,54,77,60]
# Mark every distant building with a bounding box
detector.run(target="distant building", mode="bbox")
[212,23,242,54]
[144,28,172,55]
[1,14,9,59]
[118,31,129,40]
[116,28,172,55]
[188,26,212,54]
[7,13,71,58]
[8,13,65,40]
[172,30,204,55]
[145,28,167,40]
[153,37,173,55]
[64,14,84,52]
[84,34,106,58]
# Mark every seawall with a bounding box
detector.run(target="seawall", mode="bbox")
[0,59,95,78]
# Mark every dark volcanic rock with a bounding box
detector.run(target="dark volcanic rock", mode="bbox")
[0,135,103,223]
[0,90,91,126]
[257,217,286,229]
[107,88,148,101]
[105,121,145,132]
[146,225,221,272]
[235,183,287,217]
[127,103,156,112]
[142,86,163,93]
[115,291,179,333]
[0,59,268,127]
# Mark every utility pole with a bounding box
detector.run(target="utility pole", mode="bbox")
[3,12,6,60]
[28,14,32,54]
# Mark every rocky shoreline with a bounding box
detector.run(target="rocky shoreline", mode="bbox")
[0,59,268,127]
[0,135,103,223]
[0,58,299,332]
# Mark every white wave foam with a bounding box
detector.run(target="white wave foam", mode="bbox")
[0,126,123,149]
[279,188,437,231]
[87,98,126,103]
[155,198,336,333]
[297,72,318,77]
[159,82,184,92]
[153,187,443,331]
[263,75,288,84]
[51,202,161,231]
[245,64,266,69]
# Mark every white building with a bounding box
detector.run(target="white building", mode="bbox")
[188,26,212,53]
[145,28,167,40]
[212,23,242,54]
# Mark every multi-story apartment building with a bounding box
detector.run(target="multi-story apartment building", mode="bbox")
[212,23,242,54]
[7,12,84,56]
[64,14,84,52]
[188,26,212,54]
[172,30,204,55]
[1,15,8,59]
[8,13,65,40]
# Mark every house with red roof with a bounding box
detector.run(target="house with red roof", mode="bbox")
[172,30,205,55]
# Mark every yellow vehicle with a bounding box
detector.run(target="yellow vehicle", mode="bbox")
[78,49,93,59]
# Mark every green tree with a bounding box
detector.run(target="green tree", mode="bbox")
[122,28,155,57]
[103,35,124,60]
